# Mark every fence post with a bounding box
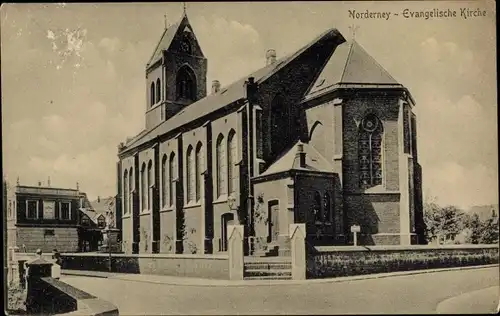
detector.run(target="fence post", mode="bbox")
[290,224,306,280]
[228,225,244,280]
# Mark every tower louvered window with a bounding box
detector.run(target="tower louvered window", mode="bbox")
[359,114,383,188]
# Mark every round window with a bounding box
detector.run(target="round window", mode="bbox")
[362,114,379,132]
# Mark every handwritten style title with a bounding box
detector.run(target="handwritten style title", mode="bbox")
[348,8,487,20]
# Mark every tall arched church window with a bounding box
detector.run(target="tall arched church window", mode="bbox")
[186,145,195,203]
[169,153,176,206]
[270,94,289,157]
[123,170,128,215]
[162,155,168,207]
[323,192,331,223]
[150,82,155,106]
[359,114,383,188]
[216,134,226,197]
[141,163,147,211]
[314,191,322,223]
[147,160,153,210]
[156,79,161,103]
[129,168,133,214]
[176,66,196,101]
[227,130,237,195]
[195,142,203,202]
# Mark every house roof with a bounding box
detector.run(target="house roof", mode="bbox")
[123,28,341,153]
[89,196,115,214]
[306,40,400,98]
[79,209,99,224]
[257,141,334,178]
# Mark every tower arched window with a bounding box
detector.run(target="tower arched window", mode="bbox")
[195,142,203,202]
[176,66,196,101]
[150,82,155,106]
[314,191,322,223]
[186,145,194,203]
[216,134,226,198]
[147,160,153,210]
[156,78,161,103]
[323,192,331,223]
[162,155,168,207]
[359,114,383,188]
[169,153,176,206]
[123,170,128,215]
[141,163,147,211]
[179,35,192,54]
[227,130,237,195]
[129,168,133,214]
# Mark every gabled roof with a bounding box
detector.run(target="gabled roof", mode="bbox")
[79,209,99,224]
[123,28,341,152]
[257,141,334,178]
[306,40,399,98]
[89,196,115,214]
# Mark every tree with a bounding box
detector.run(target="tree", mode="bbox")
[464,213,483,244]
[479,210,499,244]
[424,202,466,244]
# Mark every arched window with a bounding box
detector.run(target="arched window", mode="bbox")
[147,160,153,210]
[169,153,176,206]
[216,134,226,197]
[123,170,128,215]
[176,66,196,101]
[162,155,168,207]
[156,78,161,103]
[129,168,133,214]
[141,163,147,211]
[359,114,383,188]
[150,82,155,106]
[179,35,192,54]
[323,192,331,223]
[97,215,106,228]
[270,94,290,157]
[186,145,194,203]
[195,142,203,202]
[314,191,322,223]
[227,130,237,195]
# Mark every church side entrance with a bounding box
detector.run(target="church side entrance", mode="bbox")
[220,213,234,252]
[267,200,280,242]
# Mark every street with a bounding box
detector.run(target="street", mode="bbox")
[61,266,499,315]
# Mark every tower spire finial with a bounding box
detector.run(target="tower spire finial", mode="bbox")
[183,2,187,15]
[348,24,359,40]
[164,13,167,29]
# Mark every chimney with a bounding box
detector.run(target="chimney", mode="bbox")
[98,196,101,203]
[38,181,42,187]
[211,80,221,94]
[296,142,306,168]
[47,177,51,187]
[266,49,277,66]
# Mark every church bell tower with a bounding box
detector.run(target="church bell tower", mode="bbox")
[144,10,207,130]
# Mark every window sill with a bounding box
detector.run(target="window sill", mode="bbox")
[184,202,202,209]
[213,195,228,205]
[122,214,131,219]
[161,206,175,213]
[140,210,151,215]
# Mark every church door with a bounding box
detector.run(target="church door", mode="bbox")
[221,213,234,252]
[268,201,280,242]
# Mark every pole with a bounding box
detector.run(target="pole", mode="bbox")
[353,231,358,246]
[107,229,112,272]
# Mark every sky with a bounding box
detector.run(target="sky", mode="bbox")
[1,1,497,209]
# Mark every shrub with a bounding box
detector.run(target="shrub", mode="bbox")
[7,283,27,314]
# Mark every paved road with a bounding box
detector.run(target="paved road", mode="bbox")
[62,267,499,315]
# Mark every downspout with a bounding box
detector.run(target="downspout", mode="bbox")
[246,77,257,243]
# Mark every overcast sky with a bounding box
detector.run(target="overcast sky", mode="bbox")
[1,1,497,209]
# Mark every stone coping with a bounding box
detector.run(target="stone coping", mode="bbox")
[61,252,230,260]
[314,244,499,253]
[41,277,96,300]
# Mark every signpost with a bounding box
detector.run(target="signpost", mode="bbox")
[350,225,361,246]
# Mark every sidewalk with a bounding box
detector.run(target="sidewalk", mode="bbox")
[61,264,499,287]
[435,286,500,314]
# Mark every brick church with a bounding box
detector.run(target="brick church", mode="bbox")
[116,11,425,255]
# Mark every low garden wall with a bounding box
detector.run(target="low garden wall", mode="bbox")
[307,244,499,279]
[60,253,230,279]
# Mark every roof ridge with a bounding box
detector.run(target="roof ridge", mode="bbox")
[351,40,398,83]
[339,40,355,82]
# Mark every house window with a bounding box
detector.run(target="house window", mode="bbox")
[313,192,322,223]
[147,160,153,211]
[195,142,203,202]
[359,114,383,188]
[123,170,128,215]
[156,78,161,103]
[256,109,263,159]
[60,202,71,220]
[176,66,196,101]
[186,145,194,203]
[81,216,90,226]
[26,200,38,219]
[227,130,237,195]
[141,162,147,211]
[97,216,106,228]
[162,155,168,207]
[150,82,155,106]
[323,192,332,223]
[216,134,226,198]
[129,168,134,214]
[169,152,176,206]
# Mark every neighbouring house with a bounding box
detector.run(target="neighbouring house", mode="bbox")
[116,11,424,255]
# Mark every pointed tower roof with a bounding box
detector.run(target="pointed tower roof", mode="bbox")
[306,40,400,98]
[146,11,201,67]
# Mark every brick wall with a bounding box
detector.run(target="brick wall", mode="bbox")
[16,226,79,253]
